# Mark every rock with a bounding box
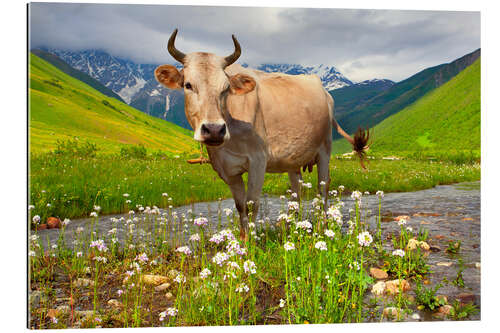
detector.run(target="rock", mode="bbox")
[47,309,59,319]
[457,293,476,304]
[142,274,169,286]
[154,282,171,292]
[462,217,474,221]
[436,262,453,267]
[394,215,410,222]
[371,281,386,296]
[47,217,61,229]
[420,221,430,225]
[435,235,445,240]
[56,305,71,314]
[37,224,48,231]
[385,279,410,295]
[475,262,481,269]
[370,268,388,280]
[165,292,174,300]
[419,241,430,251]
[437,304,453,316]
[436,295,448,304]
[413,212,441,217]
[430,245,441,252]
[407,238,420,250]
[411,313,421,320]
[383,307,401,318]
[74,278,94,288]
[107,299,123,309]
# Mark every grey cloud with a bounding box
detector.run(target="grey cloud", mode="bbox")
[29,3,480,82]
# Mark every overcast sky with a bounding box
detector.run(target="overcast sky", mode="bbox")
[29,2,480,82]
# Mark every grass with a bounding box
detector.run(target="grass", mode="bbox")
[29,144,480,227]
[30,186,458,328]
[29,53,197,155]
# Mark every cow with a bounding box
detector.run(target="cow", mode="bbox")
[155,29,369,241]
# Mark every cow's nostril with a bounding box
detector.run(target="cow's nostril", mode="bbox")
[201,124,210,135]
[219,124,226,137]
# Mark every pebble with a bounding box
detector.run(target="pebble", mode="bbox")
[370,268,388,280]
[154,282,171,292]
[74,278,94,288]
[165,292,174,300]
[142,274,169,286]
[371,281,386,296]
[437,304,453,316]
[436,262,453,267]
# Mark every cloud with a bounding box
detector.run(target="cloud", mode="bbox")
[29,3,480,82]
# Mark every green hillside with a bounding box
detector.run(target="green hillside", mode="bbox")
[29,53,197,154]
[333,58,480,154]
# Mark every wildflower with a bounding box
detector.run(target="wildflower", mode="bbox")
[236,283,250,293]
[174,273,186,284]
[117,289,124,296]
[406,227,413,232]
[176,246,192,256]
[357,231,373,247]
[94,256,107,263]
[90,212,98,218]
[320,180,326,186]
[126,199,132,204]
[397,219,407,226]
[227,261,241,270]
[90,239,108,252]
[76,252,83,257]
[108,228,117,235]
[351,190,362,201]
[248,222,255,229]
[46,203,51,207]
[51,317,58,324]
[135,252,149,263]
[288,201,300,211]
[226,239,246,256]
[29,250,36,257]
[349,261,360,271]
[243,260,257,274]
[279,298,286,308]
[28,205,35,210]
[277,213,289,222]
[93,205,101,212]
[151,260,158,266]
[291,192,298,199]
[284,241,295,251]
[339,185,345,191]
[32,215,40,224]
[247,200,254,207]
[189,233,200,242]
[295,220,313,231]
[303,182,313,189]
[376,190,384,198]
[194,217,208,227]
[51,244,58,249]
[327,206,343,225]
[162,193,168,197]
[123,193,130,198]
[324,229,335,239]
[314,241,328,251]
[212,252,229,266]
[280,195,286,200]
[166,307,178,316]
[224,208,232,216]
[392,249,406,257]
[128,210,135,215]
[364,191,370,195]
[209,233,224,244]
[30,234,39,242]
[200,268,211,279]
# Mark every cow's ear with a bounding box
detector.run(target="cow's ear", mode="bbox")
[155,65,183,90]
[229,74,256,95]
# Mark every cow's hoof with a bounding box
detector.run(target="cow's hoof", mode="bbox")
[239,232,249,243]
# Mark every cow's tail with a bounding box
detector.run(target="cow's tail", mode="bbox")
[332,117,371,169]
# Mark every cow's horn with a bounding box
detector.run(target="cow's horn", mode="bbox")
[167,28,186,63]
[224,34,241,68]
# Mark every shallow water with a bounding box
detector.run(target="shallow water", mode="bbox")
[35,181,481,321]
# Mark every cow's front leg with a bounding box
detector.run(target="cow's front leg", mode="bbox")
[246,161,266,236]
[226,175,248,241]
[288,170,303,199]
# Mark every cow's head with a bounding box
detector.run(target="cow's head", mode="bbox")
[155,29,256,146]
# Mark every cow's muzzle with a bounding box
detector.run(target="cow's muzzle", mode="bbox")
[200,123,227,146]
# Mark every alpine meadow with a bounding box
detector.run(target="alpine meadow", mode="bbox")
[28,4,481,329]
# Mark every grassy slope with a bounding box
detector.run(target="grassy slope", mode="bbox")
[29,53,196,155]
[333,58,480,154]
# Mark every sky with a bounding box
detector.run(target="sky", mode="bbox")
[29,2,480,82]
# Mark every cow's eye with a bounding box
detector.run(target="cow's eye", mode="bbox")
[184,82,192,90]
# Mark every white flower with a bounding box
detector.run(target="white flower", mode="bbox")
[291,192,298,199]
[296,220,312,231]
[288,201,300,211]
[284,242,295,251]
[339,185,345,191]
[243,260,257,274]
[406,227,413,232]
[351,190,362,201]
[314,241,328,251]
[236,283,250,293]
[189,233,200,242]
[93,205,101,212]
[76,252,83,257]
[303,182,312,189]
[30,234,39,242]
[349,261,360,271]
[320,181,326,186]
[280,195,286,200]
[32,215,40,224]
[376,190,384,198]
[90,239,108,252]
[212,252,229,266]
[357,231,373,247]
[279,298,286,308]
[29,250,36,257]
[162,193,168,197]
[200,268,211,279]
[397,219,407,226]
[46,203,51,207]
[393,249,406,257]
[176,246,192,256]
[51,244,58,249]
[324,229,335,239]
[174,273,186,284]
[90,212,98,217]
[224,208,232,216]
[194,217,208,227]
[248,222,255,229]
[123,193,130,198]
[28,205,35,210]
[135,252,149,263]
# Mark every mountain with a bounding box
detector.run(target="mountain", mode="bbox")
[29,53,196,155]
[43,48,355,129]
[333,58,480,153]
[329,78,395,118]
[336,49,481,136]
[31,49,125,103]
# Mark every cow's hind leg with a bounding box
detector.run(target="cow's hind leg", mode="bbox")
[226,175,248,241]
[288,170,302,199]
[246,161,266,237]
